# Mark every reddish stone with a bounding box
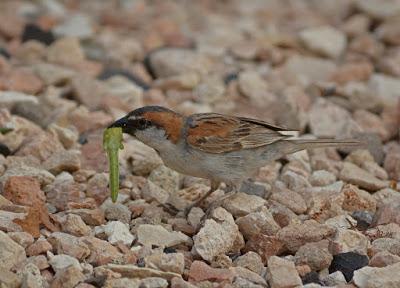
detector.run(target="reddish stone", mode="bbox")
[16,132,64,162]
[26,239,52,256]
[331,62,373,85]
[82,236,122,266]
[0,68,43,94]
[3,176,45,206]
[188,261,234,283]
[244,234,286,264]
[45,180,83,211]
[80,133,108,173]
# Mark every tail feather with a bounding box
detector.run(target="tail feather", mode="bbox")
[286,138,363,153]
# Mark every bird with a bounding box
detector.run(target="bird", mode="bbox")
[109,105,360,215]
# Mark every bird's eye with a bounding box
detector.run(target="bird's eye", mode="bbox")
[137,118,148,129]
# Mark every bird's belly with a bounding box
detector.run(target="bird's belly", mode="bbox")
[159,147,264,185]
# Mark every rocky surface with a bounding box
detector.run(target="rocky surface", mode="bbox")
[0,0,399,287]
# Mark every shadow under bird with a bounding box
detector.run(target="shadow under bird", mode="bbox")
[110,106,360,215]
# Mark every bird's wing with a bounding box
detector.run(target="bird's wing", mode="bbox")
[186,113,295,153]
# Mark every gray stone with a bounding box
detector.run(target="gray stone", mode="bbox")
[0,231,26,270]
[137,224,190,248]
[353,262,400,288]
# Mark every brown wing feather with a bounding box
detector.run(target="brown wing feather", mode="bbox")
[186,113,291,153]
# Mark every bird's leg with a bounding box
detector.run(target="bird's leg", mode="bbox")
[200,183,237,223]
[183,181,220,216]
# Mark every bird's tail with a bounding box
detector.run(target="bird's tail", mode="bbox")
[284,138,363,154]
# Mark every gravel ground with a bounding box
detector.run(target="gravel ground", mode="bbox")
[0,0,400,287]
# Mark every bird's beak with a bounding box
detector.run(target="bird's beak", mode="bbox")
[108,116,128,131]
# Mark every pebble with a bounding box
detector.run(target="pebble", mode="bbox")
[48,254,82,273]
[299,26,347,59]
[20,263,46,288]
[329,252,369,282]
[244,235,285,264]
[51,265,85,288]
[188,260,234,283]
[236,206,280,239]
[233,252,264,275]
[0,91,38,110]
[276,220,336,253]
[53,14,93,39]
[353,262,400,288]
[48,232,90,260]
[193,207,239,262]
[0,231,26,270]
[270,188,307,214]
[147,48,211,78]
[341,184,377,213]
[145,252,185,274]
[61,213,91,237]
[369,251,400,267]
[295,240,333,271]
[26,239,52,256]
[267,256,302,288]
[82,236,122,266]
[332,229,370,255]
[339,162,387,191]
[310,170,337,187]
[137,224,190,248]
[95,221,135,246]
[222,192,266,217]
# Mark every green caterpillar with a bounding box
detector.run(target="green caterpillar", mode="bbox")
[103,127,124,203]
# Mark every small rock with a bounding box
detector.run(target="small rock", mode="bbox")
[61,213,91,237]
[370,238,400,257]
[48,254,82,273]
[141,180,169,204]
[233,252,264,275]
[104,264,181,281]
[368,73,400,108]
[48,232,90,260]
[0,231,26,269]
[147,48,211,78]
[100,201,132,224]
[188,260,234,283]
[276,220,336,252]
[309,100,360,138]
[148,165,180,195]
[137,224,190,248]
[356,0,400,19]
[353,110,390,142]
[244,235,286,264]
[53,14,93,39]
[328,252,369,282]
[33,63,75,85]
[238,70,276,106]
[341,184,377,213]
[193,207,239,261]
[0,91,38,110]
[140,277,169,288]
[339,162,387,191]
[283,56,336,85]
[26,239,52,256]
[353,262,400,288]
[299,25,347,59]
[352,211,373,230]
[310,170,336,187]
[47,37,85,67]
[267,256,302,288]
[145,252,185,274]
[95,221,134,246]
[270,188,307,214]
[67,208,105,226]
[369,251,400,267]
[7,232,34,248]
[45,174,84,211]
[295,240,333,271]
[51,265,85,288]
[222,192,266,217]
[187,207,205,228]
[229,266,267,287]
[321,271,347,286]
[42,149,81,174]
[0,267,21,288]
[331,229,369,255]
[236,206,280,239]
[82,236,122,266]
[20,263,46,288]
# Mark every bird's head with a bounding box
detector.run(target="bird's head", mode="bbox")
[109,106,183,147]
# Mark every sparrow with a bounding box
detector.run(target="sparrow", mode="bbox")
[109,106,360,214]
